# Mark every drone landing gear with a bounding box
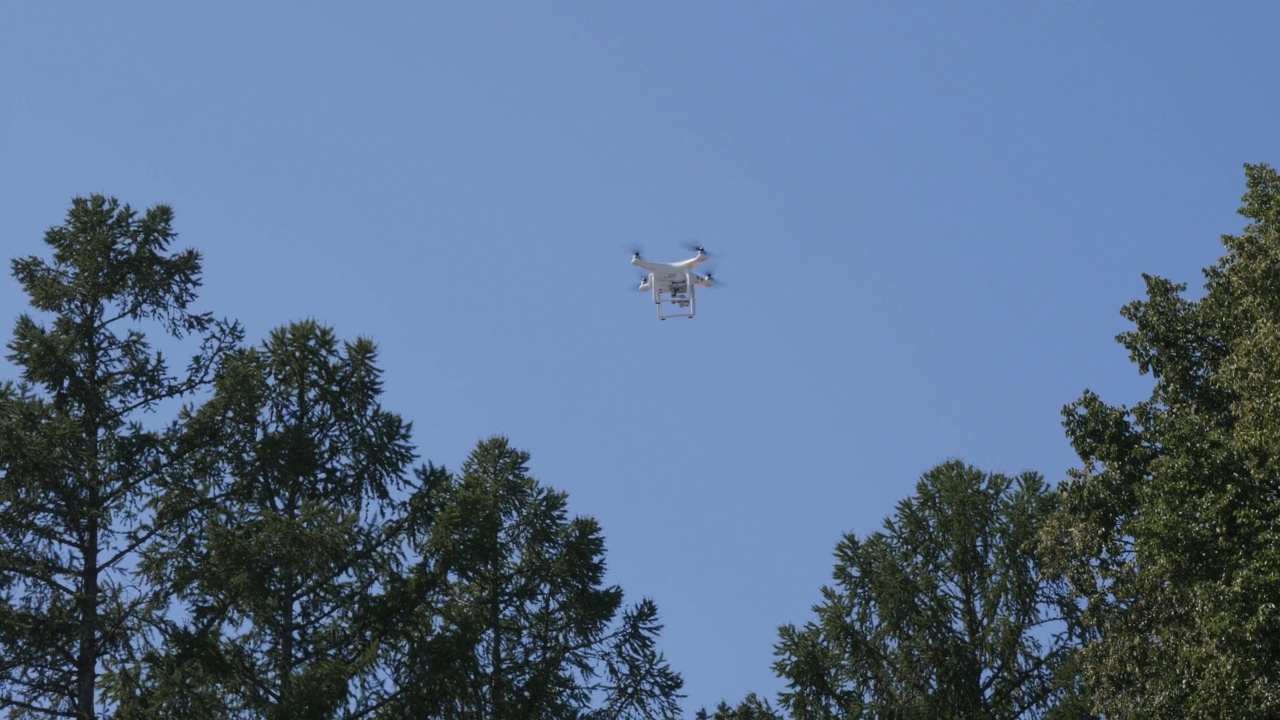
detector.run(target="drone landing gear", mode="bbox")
[655,287,696,320]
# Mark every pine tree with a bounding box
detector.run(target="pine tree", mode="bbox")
[0,196,240,719]
[126,321,416,719]
[384,437,683,719]
[775,461,1080,720]
[698,693,783,720]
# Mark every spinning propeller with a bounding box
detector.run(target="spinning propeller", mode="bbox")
[682,242,709,257]
[695,267,722,287]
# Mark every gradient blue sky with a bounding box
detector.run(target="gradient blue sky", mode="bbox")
[3,2,1278,713]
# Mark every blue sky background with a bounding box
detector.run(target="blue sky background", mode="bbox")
[3,2,1278,713]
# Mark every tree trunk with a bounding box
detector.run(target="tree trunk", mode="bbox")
[77,508,98,720]
[77,424,101,720]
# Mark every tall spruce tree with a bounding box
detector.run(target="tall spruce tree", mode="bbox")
[124,321,416,719]
[1045,163,1280,717]
[383,437,683,719]
[0,196,240,719]
[775,461,1081,720]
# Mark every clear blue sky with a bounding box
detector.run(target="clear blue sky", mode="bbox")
[3,2,1278,713]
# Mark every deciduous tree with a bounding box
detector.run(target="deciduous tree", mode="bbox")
[1046,163,1280,717]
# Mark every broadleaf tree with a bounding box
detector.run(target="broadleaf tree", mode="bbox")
[383,436,683,719]
[1045,162,1280,717]
[775,460,1082,720]
[0,196,240,719]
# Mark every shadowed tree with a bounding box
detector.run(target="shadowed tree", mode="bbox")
[1044,163,1280,718]
[0,196,240,719]
[697,693,783,720]
[775,461,1082,720]
[122,321,416,719]
[382,437,683,719]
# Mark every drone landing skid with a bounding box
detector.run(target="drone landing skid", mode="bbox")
[655,287,696,320]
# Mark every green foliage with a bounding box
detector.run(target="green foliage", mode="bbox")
[384,437,683,719]
[775,461,1080,720]
[126,321,416,719]
[1046,163,1280,718]
[0,196,240,719]
[0,198,682,719]
[698,693,783,720]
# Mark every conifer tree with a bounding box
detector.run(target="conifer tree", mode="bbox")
[126,321,415,719]
[0,196,240,719]
[775,461,1080,720]
[384,437,683,719]
[698,693,783,720]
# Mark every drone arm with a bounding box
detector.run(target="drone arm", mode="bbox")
[632,256,662,273]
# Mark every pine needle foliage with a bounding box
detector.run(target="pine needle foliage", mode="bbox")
[776,461,1080,720]
[382,437,684,719]
[125,321,416,719]
[0,196,240,719]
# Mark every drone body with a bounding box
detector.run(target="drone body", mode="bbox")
[631,246,716,320]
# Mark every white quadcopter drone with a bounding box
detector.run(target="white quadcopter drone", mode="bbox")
[631,245,717,320]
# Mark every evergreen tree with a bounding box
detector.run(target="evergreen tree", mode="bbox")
[1045,163,1280,717]
[0,196,240,719]
[698,693,783,720]
[383,437,683,719]
[125,321,416,719]
[775,461,1080,720]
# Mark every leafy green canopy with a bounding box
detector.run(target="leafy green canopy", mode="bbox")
[775,461,1079,720]
[1047,163,1280,718]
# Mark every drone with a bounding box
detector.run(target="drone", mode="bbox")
[631,245,717,320]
